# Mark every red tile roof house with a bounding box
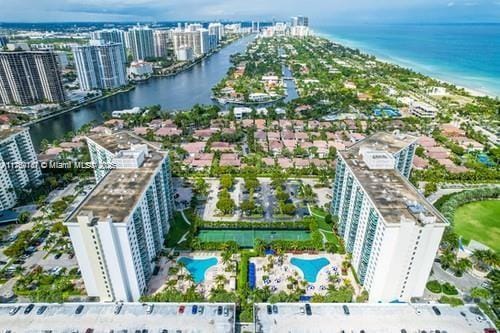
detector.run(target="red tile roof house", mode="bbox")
[294,132,309,142]
[266,131,281,141]
[417,136,437,148]
[281,130,295,140]
[149,119,164,129]
[193,129,216,141]
[210,142,237,152]
[452,136,484,151]
[313,140,329,158]
[104,119,124,129]
[412,156,430,170]
[293,158,310,168]
[262,157,275,167]
[181,142,206,156]
[349,133,366,142]
[254,119,266,129]
[277,158,294,169]
[255,130,267,141]
[133,127,149,136]
[219,153,241,167]
[282,139,297,150]
[307,120,321,130]
[425,146,450,160]
[279,119,293,130]
[185,153,214,170]
[294,105,312,113]
[240,119,254,128]
[435,158,468,173]
[293,120,305,131]
[441,123,465,137]
[311,159,328,168]
[156,127,182,137]
[268,140,283,156]
[328,141,346,151]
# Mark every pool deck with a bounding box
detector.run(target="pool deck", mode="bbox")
[250,253,361,296]
[148,252,236,297]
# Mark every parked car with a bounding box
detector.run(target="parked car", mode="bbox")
[178,305,185,314]
[198,305,204,315]
[223,307,229,317]
[54,253,62,259]
[24,304,34,314]
[75,305,84,314]
[191,305,198,315]
[36,306,47,315]
[266,305,272,315]
[114,303,123,315]
[299,307,305,315]
[9,306,21,316]
[342,305,350,315]
[217,306,223,316]
[272,305,278,314]
[305,304,312,316]
[145,304,154,314]
[432,306,441,316]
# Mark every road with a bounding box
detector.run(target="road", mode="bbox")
[431,262,484,292]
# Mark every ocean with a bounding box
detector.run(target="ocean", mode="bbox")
[316,23,500,97]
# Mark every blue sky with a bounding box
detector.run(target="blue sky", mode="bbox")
[0,0,499,23]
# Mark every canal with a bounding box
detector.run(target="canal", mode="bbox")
[29,35,256,150]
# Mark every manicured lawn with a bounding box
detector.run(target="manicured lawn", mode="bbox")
[165,212,191,248]
[453,200,500,252]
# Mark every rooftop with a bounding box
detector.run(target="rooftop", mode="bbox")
[340,132,446,226]
[0,127,24,142]
[0,302,236,333]
[254,303,494,333]
[69,132,166,223]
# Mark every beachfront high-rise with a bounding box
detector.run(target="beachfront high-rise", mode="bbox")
[153,29,171,58]
[331,132,447,303]
[67,131,175,302]
[171,24,215,58]
[90,29,127,62]
[72,40,127,91]
[127,26,155,61]
[0,127,42,210]
[291,16,309,27]
[0,50,66,105]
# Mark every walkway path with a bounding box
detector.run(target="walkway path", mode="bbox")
[180,210,191,225]
[177,231,190,245]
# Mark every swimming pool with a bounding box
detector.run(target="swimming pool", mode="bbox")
[290,257,330,283]
[177,257,218,284]
[373,107,401,118]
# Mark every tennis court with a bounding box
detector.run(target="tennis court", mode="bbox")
[197,229,311,247]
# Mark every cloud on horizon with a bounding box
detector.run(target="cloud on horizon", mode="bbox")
[0,0,499,23]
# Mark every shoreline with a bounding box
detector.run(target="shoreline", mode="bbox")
[316,31,499,99]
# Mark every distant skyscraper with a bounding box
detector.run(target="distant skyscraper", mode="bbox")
[90,29,127,62]
[291,16,309,27]
[0,50,66,105]
[67,131,175,302]
[208,22,224,45]
[153,29,171,58]
[127,26,155,61]
[171,24,215,57]
[72,41,127,91]
[0,36,8,47]
[0,127,41,210]
[252,21,260,33]
[331,132,446,302]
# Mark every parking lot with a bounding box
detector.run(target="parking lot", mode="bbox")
[0,302,236,333]
[254,303,496,333]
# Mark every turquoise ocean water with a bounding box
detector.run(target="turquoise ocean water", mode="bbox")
[316,24,500,97]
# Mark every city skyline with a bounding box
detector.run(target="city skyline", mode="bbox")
[1,0,499,23]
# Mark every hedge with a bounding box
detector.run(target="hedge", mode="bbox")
[426,280,442,294]
[438,187,500,224]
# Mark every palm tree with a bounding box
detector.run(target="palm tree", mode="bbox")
[452,257,472,277]
[215,274,228,289]
[472,249,499,270]
[440,249,456,270]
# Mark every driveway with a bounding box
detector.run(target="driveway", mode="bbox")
[430,262,484,292]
